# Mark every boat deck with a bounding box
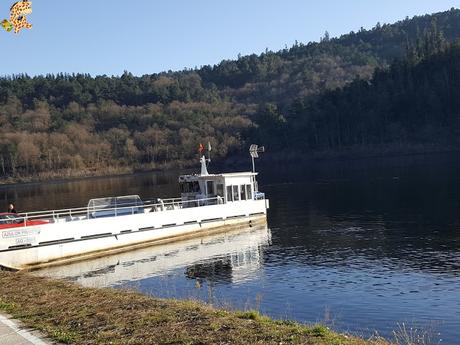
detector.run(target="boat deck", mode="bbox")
[12,196,230,227]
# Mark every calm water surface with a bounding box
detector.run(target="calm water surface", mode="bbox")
[3,154,460,344]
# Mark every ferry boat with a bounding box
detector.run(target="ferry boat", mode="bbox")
[0,147,269,270]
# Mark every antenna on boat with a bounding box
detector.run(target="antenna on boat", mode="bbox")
[249,144,265,173]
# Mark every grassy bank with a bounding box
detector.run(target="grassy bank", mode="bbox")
[0,272,388,345]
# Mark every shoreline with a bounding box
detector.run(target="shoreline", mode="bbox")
[1,146,459,188]
[0,272,388,345]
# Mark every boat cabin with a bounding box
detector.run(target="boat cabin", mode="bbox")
[179,156,259,207]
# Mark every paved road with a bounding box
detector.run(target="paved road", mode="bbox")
[0,313,54,345]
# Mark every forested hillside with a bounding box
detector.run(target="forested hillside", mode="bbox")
[1,8,460,180]
[281,41,460,152]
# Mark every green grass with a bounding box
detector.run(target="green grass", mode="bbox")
[0,271,390,345]
[51,329,77,343]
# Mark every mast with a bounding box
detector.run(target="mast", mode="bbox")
[200,156,209,176]
[198,142,212,176]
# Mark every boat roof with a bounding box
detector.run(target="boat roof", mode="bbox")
[180,171,257,179]
[216,171,258,177]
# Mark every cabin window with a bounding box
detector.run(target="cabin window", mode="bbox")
[240,184,246,200]
[206,181,214,195]
[226,186,233,202]
[180,181,200,193]
[233,185,239,201]
[216,184,224,197]
[246,184,252,200]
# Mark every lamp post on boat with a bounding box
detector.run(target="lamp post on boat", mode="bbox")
[249,144,264,174]
[249,144,265,192]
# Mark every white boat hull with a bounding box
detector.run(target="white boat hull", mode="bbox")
[0,199,268,270]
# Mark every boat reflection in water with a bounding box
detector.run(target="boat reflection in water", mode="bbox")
[34,225,271,288]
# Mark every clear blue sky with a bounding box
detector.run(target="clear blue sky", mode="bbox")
[1,0,460,77]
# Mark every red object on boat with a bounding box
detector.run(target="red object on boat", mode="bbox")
[0,213,49,229]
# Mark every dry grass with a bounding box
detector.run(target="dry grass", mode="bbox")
[392,322,442,345]
[0,271,390,345]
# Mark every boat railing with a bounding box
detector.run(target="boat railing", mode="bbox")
[14,195,223,227]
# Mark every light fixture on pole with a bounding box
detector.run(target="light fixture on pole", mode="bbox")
[249,144,265,173]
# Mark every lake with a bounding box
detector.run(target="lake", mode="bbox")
[2,153,460,344]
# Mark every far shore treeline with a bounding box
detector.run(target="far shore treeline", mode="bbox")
[2,8,460,180]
